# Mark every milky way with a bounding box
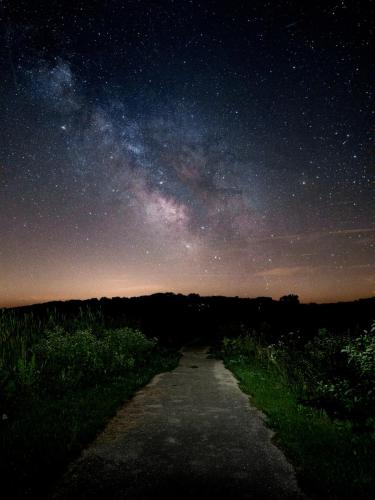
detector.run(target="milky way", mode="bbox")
[0,1,374,306]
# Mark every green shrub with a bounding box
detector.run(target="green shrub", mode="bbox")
[0,309,162,417]
[221,321,375,422]
[17,326,157,395]
[342,322,375,378]
[0,309,179,499]
[314,322,375,419]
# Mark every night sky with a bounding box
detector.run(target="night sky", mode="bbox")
[0,0,374,307]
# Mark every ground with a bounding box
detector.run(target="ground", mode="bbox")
[52,346,304,499]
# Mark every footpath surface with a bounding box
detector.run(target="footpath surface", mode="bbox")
[53,346,304,499]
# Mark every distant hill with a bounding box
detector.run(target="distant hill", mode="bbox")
[5,293,375,345]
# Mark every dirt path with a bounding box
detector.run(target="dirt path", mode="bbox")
[53,346,304,499]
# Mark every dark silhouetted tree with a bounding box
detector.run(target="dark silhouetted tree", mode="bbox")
[279,294,300,306]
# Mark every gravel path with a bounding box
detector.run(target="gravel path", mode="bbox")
[52,346,304,499]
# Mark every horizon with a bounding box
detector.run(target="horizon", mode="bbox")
[1,2,374,307]
[2,291,375,310]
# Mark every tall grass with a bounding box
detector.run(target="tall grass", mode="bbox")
[0,310,41,373]
[0,307,105,375]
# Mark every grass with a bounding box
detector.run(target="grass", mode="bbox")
[0,308,180,499]
[2,306,373,498]
[1,351,179,499]
[225,357,375,499]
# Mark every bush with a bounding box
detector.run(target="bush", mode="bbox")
[11,326,157,395]
[0,311,179,499]
[221,321,375,423]
[315,323,375,420]
[0,311,161,419]
[342,322,375,378]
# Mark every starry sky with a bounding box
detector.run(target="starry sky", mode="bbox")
[0,0,374,307]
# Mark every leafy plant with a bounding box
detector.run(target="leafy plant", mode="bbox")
[0,307,179,499]
[342,322,375,378]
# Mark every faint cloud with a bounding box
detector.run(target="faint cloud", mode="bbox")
[260,227,375,243]
[254,266,312,278]
[328,228,375,235]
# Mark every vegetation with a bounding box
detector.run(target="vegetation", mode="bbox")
[0,308,179,499]
[2,294,375,498]
[221,323,375,499]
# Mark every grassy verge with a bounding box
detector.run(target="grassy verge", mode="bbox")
[1,351,179,499]
[0,320,179,500]
[224,357,375,500]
